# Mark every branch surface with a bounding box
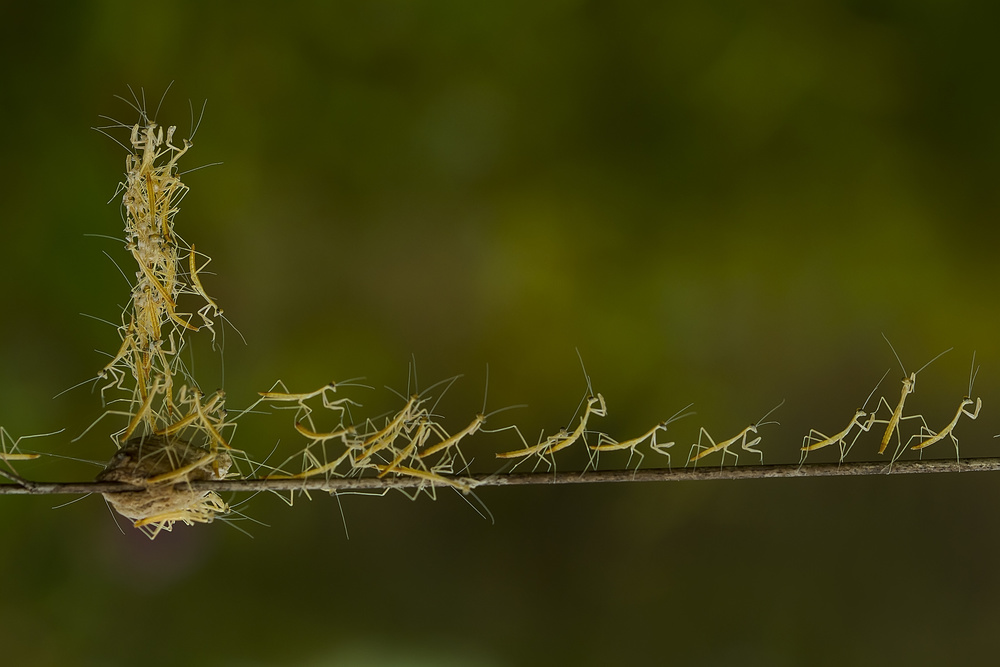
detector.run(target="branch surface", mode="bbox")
[2,457,998,496]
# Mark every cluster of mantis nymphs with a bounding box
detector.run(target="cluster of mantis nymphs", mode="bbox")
[0,91,987,538]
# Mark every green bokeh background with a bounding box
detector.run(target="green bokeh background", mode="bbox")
[2,2,1000,665]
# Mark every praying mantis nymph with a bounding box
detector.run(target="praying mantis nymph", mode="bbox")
[543,393,607,456]
[154,388,227,437]
[0,427,63,473]
[875,335,952,456]
[494,393,603,471]
[417,367,526,460]
[687,400,784,467]
[494,431,559,463]
[379,413,438,478]
[373,464,475,494]
[119,374,164,443]
[906,353,982,463]
[798,369,889,467]
[258,378,366,412]
[590,402,695,471]
[496,348,605,471]
[353,393,427,466]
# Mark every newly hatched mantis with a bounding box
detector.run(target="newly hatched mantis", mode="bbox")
[0,428,41,463]
[906,352,982,463]
[350,372,461,470]
[0,428,63,480]
[352,393,426,467]
[542,393,607,457]
[590,402,695,471]
[188,245,224,346]
[687,399,784,468]
[154,387,227,437]
[379,412,438,478]
[417,367,527,462]
[798,369,889,467]
[539,353,608,468]
[493,430,559,468]
[874,335,952,456]
[119,374,164,443]
[495,350,605,471]
[373,463,475,494]
[257,377,367,422]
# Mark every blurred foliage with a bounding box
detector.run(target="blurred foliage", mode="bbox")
[1,1,1000,665]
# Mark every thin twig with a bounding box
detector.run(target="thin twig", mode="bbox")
[2,457,998,496]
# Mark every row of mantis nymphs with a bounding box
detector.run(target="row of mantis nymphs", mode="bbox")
[253,336,983,496]
[797,340,982,468]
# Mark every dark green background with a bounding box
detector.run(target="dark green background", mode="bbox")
[2,2,1000,665]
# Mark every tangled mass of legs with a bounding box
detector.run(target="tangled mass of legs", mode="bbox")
[70,89,238,538]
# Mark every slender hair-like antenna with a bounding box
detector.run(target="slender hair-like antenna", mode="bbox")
[189,98,208,140]
[968,351,980,397]
[915,347,953,375]
[863,369,892,410]
[755,399,784,428]
[882,333,952,378]
[153,80,174,123]
[882,333,907,375]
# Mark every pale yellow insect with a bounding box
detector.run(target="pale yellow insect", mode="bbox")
[266,447,356,481]
[352,393,427,467]
[97,320,138,400]
[373,464,474,493]
[293,421,357,446]
[154,387,227,437]
[687,400,784,467]
[417,368,526,461]
[874,335,951,455]
[496,349,604,471]
[281,423,375,481]
[800,409,875,464]
[145,450,220,485]
[258,378,365,417]
[190,387,231,451]
[496,406,595,471]
[119,374,164,443]
[0,428,63,477]
[798,369,889,467]
[417,413,485,460]
[544,394,607,455]
[351,373,460,468]
[378,413,438,478]
[906,353,982,463]
[188,245,224,342]
[259,379,352,403]
[590,402,695,471]
[282,422,361,478]
[494,431,557,463]
[0,452,39,462]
